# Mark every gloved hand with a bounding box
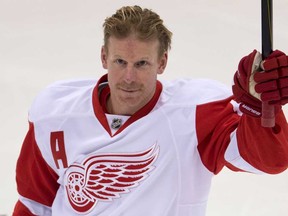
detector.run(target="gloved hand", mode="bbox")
[232,49,288,117]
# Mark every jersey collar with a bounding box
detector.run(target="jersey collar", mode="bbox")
[92,74,163,137]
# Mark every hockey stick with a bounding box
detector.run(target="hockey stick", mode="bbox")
[261,0,275,127]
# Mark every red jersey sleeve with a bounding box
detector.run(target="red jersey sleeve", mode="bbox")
[196,97,288,174]
[13,201,36,216]
[196,97,239,174]
[13,122,60,215]
[236,112,288,174]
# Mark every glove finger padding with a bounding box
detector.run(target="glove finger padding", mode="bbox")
[261,50,288,71]
[254,50,288,105]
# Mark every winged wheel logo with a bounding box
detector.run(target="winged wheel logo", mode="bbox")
[64,145,159,214]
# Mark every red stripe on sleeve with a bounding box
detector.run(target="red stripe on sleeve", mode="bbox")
[13,200,36,216]
[14,122,60,211]
[196,97,239,174]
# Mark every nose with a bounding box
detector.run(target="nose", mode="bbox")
[124,65,136,83]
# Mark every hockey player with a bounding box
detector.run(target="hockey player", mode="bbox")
[13,5,288,216]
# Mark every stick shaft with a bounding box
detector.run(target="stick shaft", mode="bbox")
[261,0,275,127]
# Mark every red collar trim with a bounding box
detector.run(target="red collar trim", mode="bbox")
[92,74,163,136]
[99,85,110,114]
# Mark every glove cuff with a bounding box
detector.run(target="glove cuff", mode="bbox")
[233,74,262,117]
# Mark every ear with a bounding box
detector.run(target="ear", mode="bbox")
[101,46,108,69]
[157,52,168,75]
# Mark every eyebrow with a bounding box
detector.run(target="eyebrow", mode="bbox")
[112,55,150,61]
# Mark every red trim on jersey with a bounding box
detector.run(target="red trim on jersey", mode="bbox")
[13,201,36,216]
[92,75,111,135]
[92,74,163,136]
[14,122,60,212]
[196,96,240,174]
[99,85,110,113]
[236,112,288,174]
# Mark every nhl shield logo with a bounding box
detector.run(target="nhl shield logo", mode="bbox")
[111,118,122,129]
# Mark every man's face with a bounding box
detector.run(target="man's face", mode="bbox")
[101,35,167,115]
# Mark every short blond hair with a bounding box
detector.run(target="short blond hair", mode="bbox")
[103,5,172,57]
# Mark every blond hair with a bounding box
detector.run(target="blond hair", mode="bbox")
[103,5,172,57]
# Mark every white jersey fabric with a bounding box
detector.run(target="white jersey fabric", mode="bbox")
[13,74,288,216]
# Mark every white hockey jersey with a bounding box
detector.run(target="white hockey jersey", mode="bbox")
[13,74,288,216]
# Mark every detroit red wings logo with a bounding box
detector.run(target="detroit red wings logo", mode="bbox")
[64,145,159,214]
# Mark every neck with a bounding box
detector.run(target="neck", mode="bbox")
[106,95,136,116]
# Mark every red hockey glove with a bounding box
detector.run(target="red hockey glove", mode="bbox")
[254,50,288,105]
[232,49,288,117]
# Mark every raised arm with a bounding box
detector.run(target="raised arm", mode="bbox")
[197,50,288,175]
[231,49,288,173]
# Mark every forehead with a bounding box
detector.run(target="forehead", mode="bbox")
[106,36,160,58]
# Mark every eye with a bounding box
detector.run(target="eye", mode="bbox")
[115,59,127,66]
[135,60,148,68]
